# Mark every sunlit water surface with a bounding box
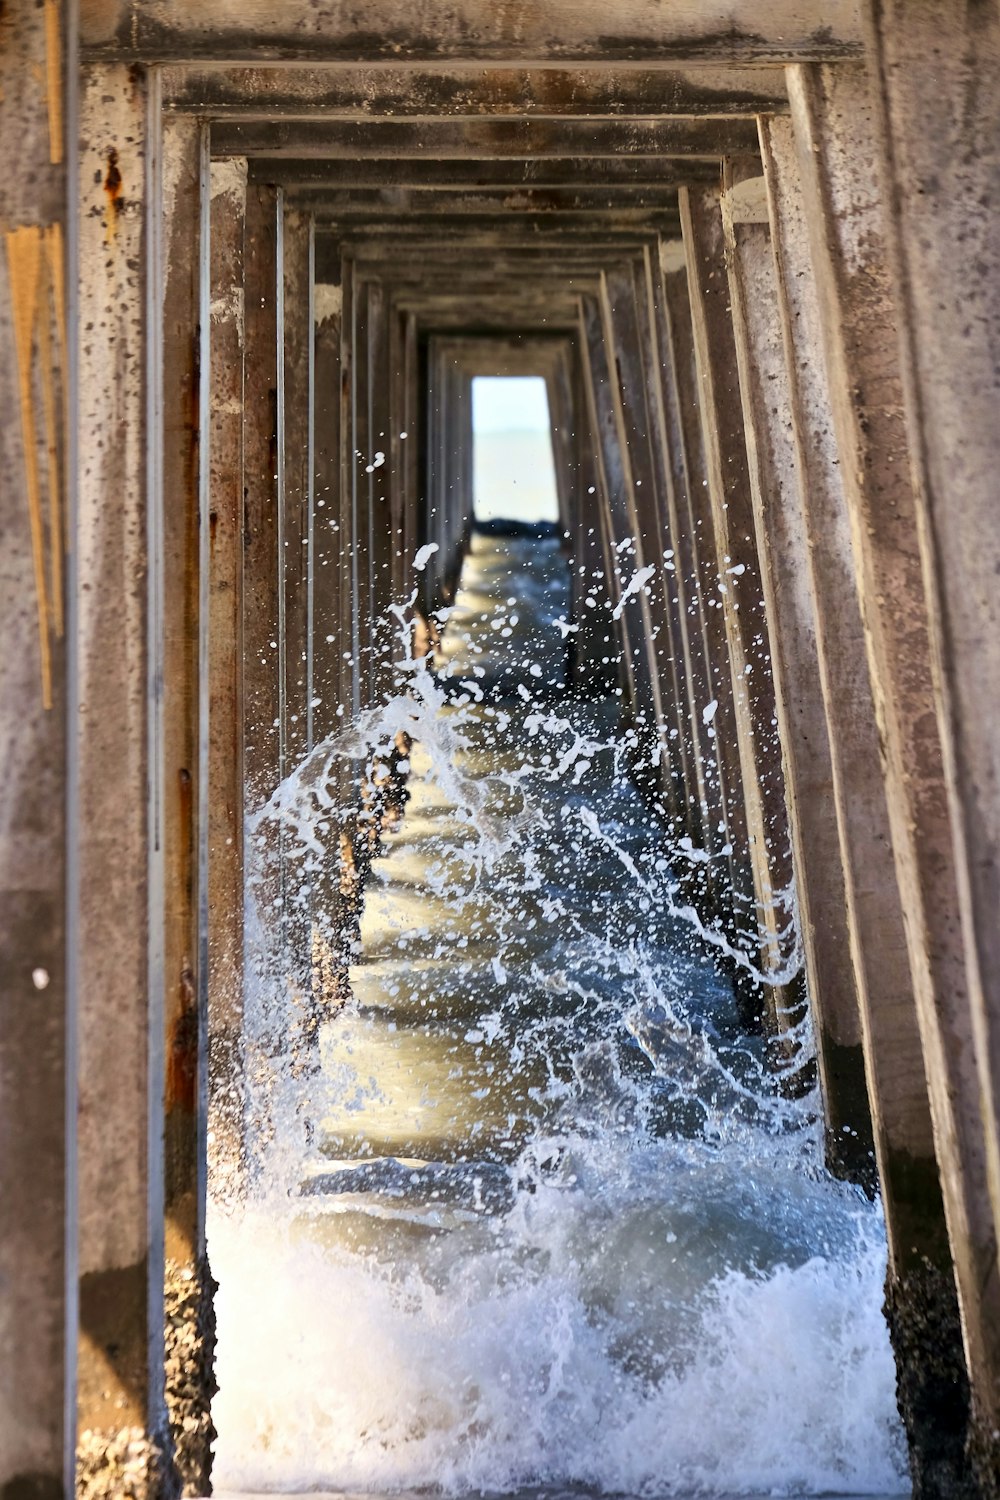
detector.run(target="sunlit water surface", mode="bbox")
[211,532,909,1497]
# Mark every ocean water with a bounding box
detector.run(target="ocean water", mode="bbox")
[210,533,908,1497]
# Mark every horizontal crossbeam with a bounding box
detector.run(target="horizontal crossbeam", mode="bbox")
[84,0,863,64]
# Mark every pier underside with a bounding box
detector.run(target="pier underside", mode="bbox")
[1,1,999,1496]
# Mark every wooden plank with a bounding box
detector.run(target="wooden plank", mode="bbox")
[211,115,758,159]
[82,0,863,64]
[163,62,788,117]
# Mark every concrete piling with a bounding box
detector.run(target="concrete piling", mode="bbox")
[0,1,72,1494]
[789,58,1000,1489]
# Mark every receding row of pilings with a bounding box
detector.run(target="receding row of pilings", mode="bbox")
[1,2,999,1496]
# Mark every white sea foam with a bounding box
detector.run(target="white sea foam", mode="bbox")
[211,536,908,1497]
[211,1173,905,1495]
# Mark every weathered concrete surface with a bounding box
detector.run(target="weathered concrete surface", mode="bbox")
[657,259,736,923]
[211,116,759,162]
[759,107,947,1236]
[159,112,216,1498]
[680,186,800,1040]
[720,171,872,1162]
[789,59,999,1494]
[76,62,178,1499]
[2,10,995,1493]
[281,207,314,771]
[0,0,72,1494]
[80,0,865,64]
[865,17,1000,1477]
[602,259,689,824]
[241,183,281,816]
[166,63,791,118]
[205,157,249,1208]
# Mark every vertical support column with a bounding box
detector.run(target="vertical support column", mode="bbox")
[0,0,73,1493]
[866,7,1000,1424]
[719,167,873,1170]
[570,329,621,698]
[242,181,280,815]
[602,258,687,823]
[789,60,998,1490]
[387,303,409,602]
[239,179,286,1171]
[76,62,177,1498]
[159,113,214,1496]
[656,253,736,923]
[340,252,362,717]
[206,157,247,1198]
[281,206,313,772]
[311,262,356,1015]
[643,244,715,858]
[633,246,704,839]
[680,186,801,1044]
[365,277,396,698]
[313,271,343,741]
[761,107,973,1495]
[577,291,638,709]
[598,268,669,730]
[398,309,421,581]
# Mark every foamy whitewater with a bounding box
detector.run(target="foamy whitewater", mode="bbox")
[210,533,909,1497]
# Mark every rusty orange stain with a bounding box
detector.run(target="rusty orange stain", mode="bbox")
[104,147,123,239]
[6,226,52,710]
[37,246,63,638]
[44,0,63,165]
[45,221,69,553]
